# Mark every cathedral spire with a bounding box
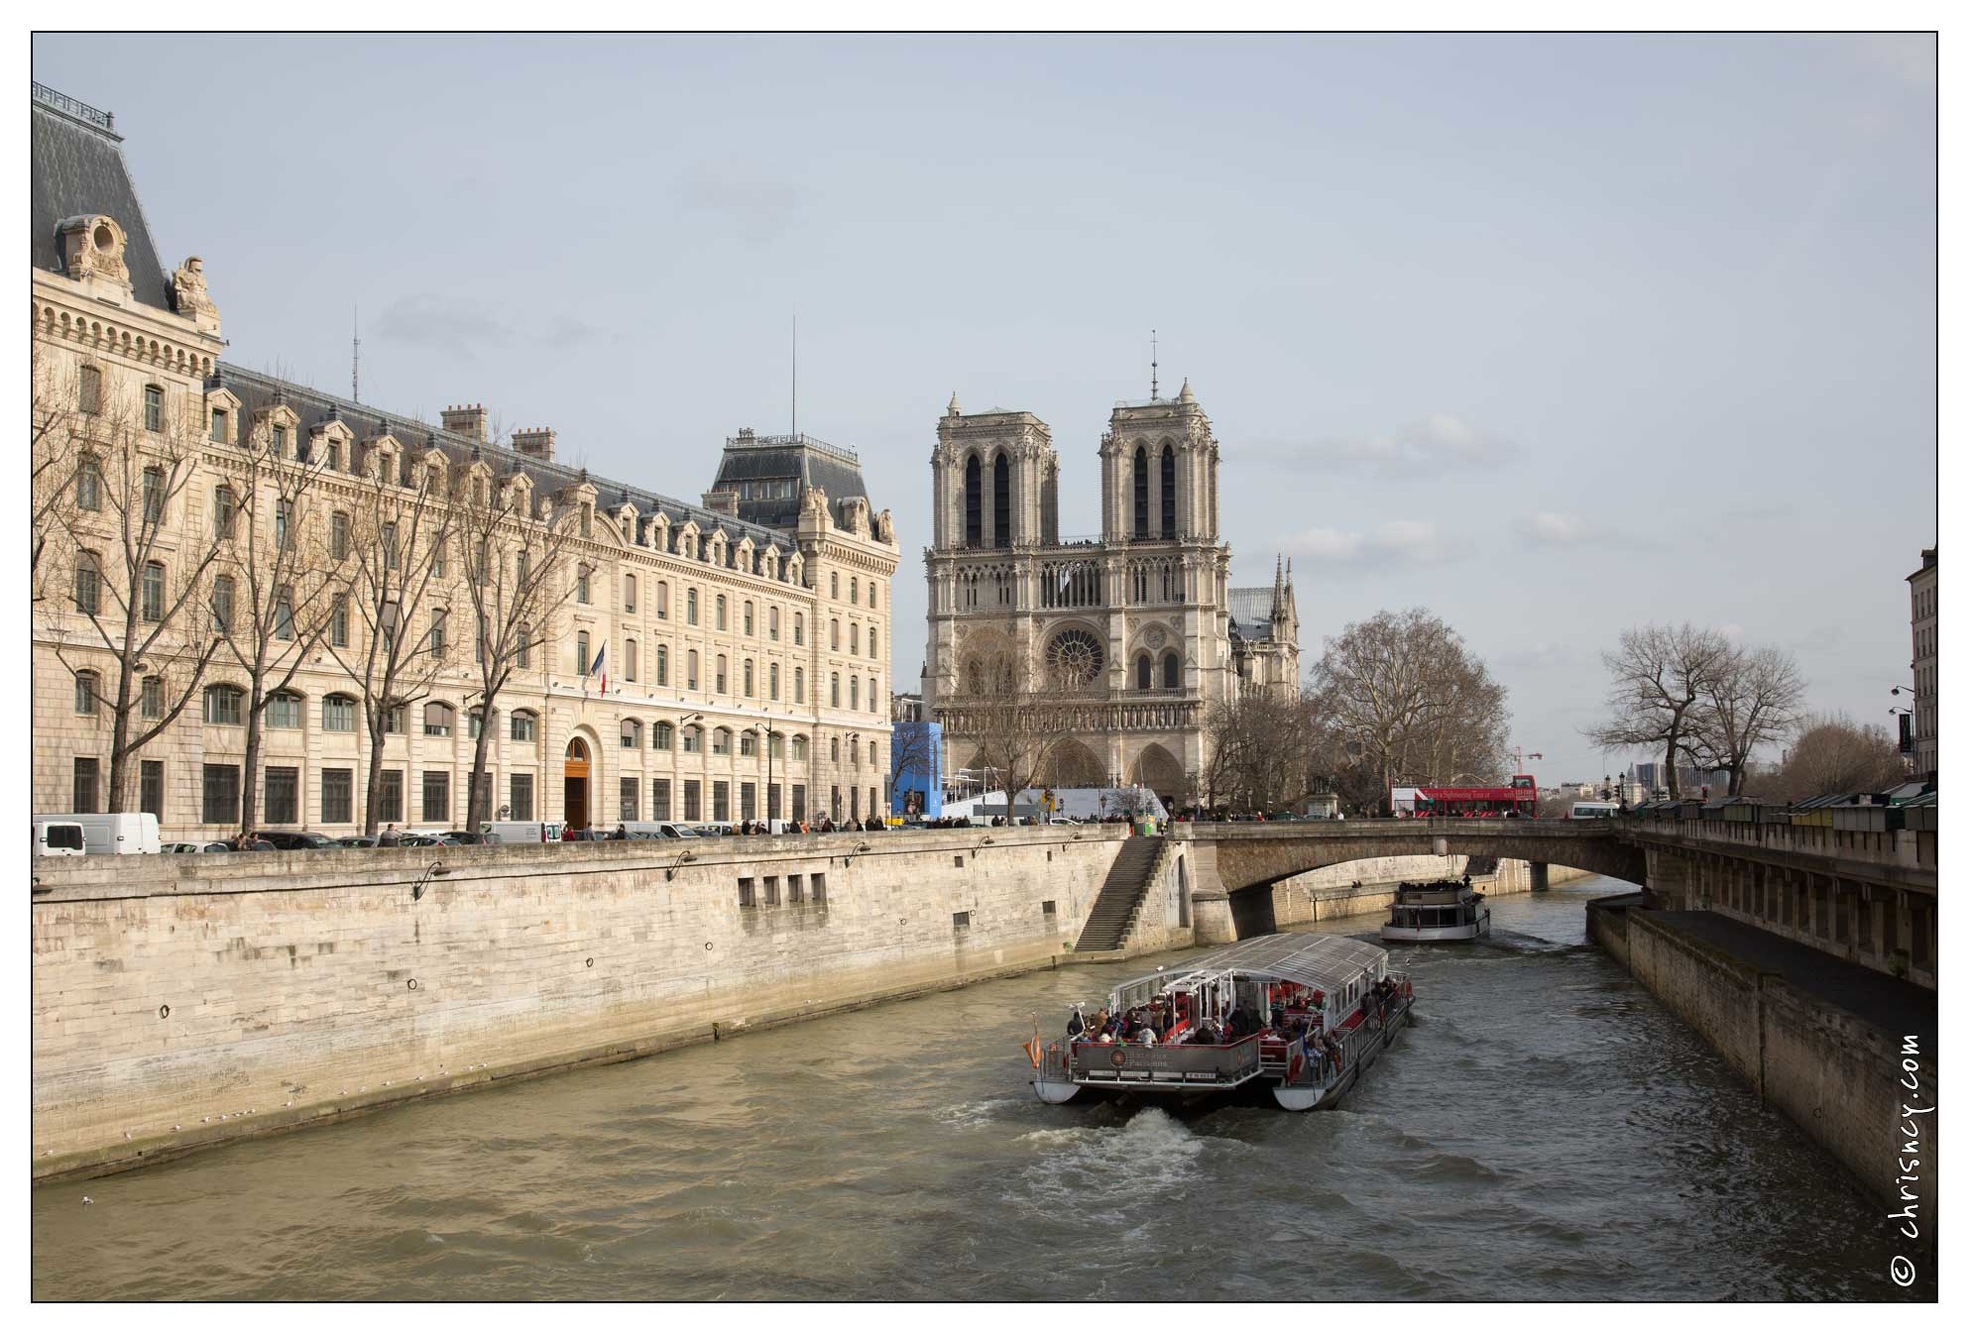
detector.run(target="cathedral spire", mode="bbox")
[946,391,961,417]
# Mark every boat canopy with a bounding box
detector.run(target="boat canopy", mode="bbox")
[1118,934,1388,999]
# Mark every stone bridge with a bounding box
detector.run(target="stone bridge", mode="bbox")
[1175,817,1936,990]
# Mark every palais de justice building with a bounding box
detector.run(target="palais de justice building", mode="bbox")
[32,83,898,836]
[920,385,1299,803]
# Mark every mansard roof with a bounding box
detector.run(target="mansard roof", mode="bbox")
[1227,587,1281,642]
[711,431,870,530]
[30,85,173,311]
[215,365,801,559]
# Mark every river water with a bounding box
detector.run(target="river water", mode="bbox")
[32,879,1918,1301]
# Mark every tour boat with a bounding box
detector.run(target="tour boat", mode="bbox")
[1028,933,1413,1112]
[1380,878,1490,943]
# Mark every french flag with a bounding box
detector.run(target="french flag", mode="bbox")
[591,643,608,695]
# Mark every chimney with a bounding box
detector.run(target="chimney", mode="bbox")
[441,403,488,442]
[702,488,740,517]
[512,426,557,461]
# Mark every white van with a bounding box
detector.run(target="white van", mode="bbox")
[35,812,161,855]
[482,820,562,844]
[1569,801,1621,820]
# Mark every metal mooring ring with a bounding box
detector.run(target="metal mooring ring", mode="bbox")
[407,979,419,991]
[158,1004,170,1019]
[585,957,594,968]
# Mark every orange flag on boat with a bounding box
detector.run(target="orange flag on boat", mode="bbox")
[1022,1016,1043,1068]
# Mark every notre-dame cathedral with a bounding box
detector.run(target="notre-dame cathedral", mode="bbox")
[920,380,1299,803]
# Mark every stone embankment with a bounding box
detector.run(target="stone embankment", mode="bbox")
[32,827,1142,1180]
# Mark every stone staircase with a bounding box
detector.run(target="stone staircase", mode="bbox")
[1074,835,1170,953]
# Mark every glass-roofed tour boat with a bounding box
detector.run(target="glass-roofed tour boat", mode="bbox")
[1381,877,1491,943]
[1028,934,1413,1111]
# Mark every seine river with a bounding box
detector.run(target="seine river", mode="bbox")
[32,879,1915,1301]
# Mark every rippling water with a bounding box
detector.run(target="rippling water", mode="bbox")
[32,880,1918,1300]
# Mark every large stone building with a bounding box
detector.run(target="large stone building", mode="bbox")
[920,384,1298,803]
[1907,546,1937,779]
[31,83,898,836]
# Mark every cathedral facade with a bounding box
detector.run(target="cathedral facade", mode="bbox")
[920,382,1298,804]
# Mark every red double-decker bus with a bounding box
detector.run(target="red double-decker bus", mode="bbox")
[1391,774,1537,818]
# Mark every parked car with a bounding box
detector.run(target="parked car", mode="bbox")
[164,840,235,853]
[336,835,379,848]
[400,833,456,847]
[225,837,276,852]
[260,830,340,851]
[442,830,502,845]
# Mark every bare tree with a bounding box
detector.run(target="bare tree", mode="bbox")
[209,420,347,837]
[1203,691,1319,814]
[31,345,82,589]
[325,446,459,835]
[1307,608,1511,814]
[456,468,578,826]
[1585,623,1735,799]
[1685,644,1806,796]
[1761,713,1908,802]
[41,385,224,812]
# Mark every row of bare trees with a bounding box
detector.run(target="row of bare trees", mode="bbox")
[34,349,580,835]
[1585,623,1806,798]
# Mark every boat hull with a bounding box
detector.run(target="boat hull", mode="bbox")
[1382,908,1490,943]
[1271,1001,1410,1110]
[1031,1078,1081,1104]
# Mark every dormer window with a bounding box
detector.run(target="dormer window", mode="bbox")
[272,424,287,455]
[580,505,593,540]
[210,408,228,443]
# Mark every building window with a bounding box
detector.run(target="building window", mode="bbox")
[652,778,672,821]
[850,624,860,655]
[141,675,163,719]
[1161,445,1177,538]
[621,718,642,749]
[869,586,878,612]
[769,606,780,641]
[964,454,982,546]
[1132,445,1149,538]
[424,702,454,737]
[792,784,807,823]
[743,659,754,697]
[378,769,404,824]
[716,595,728,631]
[264,767,299,824]
[792,735,809,762]
[73,670,99,715]
[273,591,295,641]
[769,662,780,701]
[321,768,353,824]
[831,736,841,762]
[202,763,240,824]
[141,466,164,525]
[830,572,840,599]
[682,726,702,754]
[1162,651,1180,689]
[516,625,531,669]
[683,779,702,821]
[712,728,731,756]
[468,708,484,740]
[740,730,757,758]
[795,667,805,704]
[850,577,859,605]
[267,690,303,729]
[620,777,640,823]
[577,568,590,604]
[577,631,591,675]
[330,595,349,648]
[1135,653,1152,691]
[210,574,234,633]
[511,710,538,743]
[72,553,101,616]
[79,365,101,414]
[830,673,840,707]
[71,756,101,813]
[686,587,698,625]
[203,683,244,726]
[624,574,637,613]
[382,521,399,570]
[76,456,102,511]
[323,694,357,732]
[510,773,535,822]
[738,877,756,908]
[712,781,730,822]
[144,384,162,432]
[141,759,164,821]
[687,650,699,691]
[330,511,350,560]
[626,639,639,682]
[831,619,840,651]
[140,561,165,622]
[851,676,860,711]
[656,643,669,687]
[742,783,758,822]
[213,485,237,540]
[870,627,879,661]
[716,655,728,694]
[743,601,755,635]
[422,770,451,823]
[653,721,673,750]
[274,424,290,457]
[656,581,669,619]
[794,613,804,646]
[385,704,406,734]
[210,407,228,443]
[428,608,447,657]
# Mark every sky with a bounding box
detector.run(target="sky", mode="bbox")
[31,32,1937,785]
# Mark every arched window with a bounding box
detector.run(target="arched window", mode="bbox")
[203,684,244,726]
[1132,445,1149,538]
[993,453,1011,548]
[739,730,757,758]
[792,735,810,762]
[652,721,673,750]
[712,727,732,756]
[621,718,643,748]
[423,702,454,737]
[468,708,484,739]
[267,690,303,729]
[1135,653,1152,690]
[1161,445,1177,538]
[323,694,358,732]
[1162,651,1181,689]
[511,709,538,743]
[682,725,702,754]
[963,454,983,547]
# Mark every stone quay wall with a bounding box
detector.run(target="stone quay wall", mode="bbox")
[32,827,1128,1180]
[1587,897,1938,1248]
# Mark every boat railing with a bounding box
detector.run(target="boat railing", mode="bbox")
[1068,1033,1263,1084]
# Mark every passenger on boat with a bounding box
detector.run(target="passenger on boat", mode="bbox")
[1136,1023,1158,1046]
[1066,1009,1086,1038]
[1191,1018,1220,1045]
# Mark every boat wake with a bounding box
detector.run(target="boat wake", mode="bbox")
[1009,1108,1208,1216]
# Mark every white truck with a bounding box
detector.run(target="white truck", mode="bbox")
[34,812,162,856]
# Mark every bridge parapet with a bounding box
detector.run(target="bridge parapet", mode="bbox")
[1618,816,1934,877]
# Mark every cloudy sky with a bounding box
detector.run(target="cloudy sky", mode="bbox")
[33,33,1936,784]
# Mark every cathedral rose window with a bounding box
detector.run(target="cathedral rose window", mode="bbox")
[1045,629,1105,688]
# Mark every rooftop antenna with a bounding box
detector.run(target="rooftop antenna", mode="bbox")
[791,311,798,440]
[351,305,361,404]
[1150,328,1159,401]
